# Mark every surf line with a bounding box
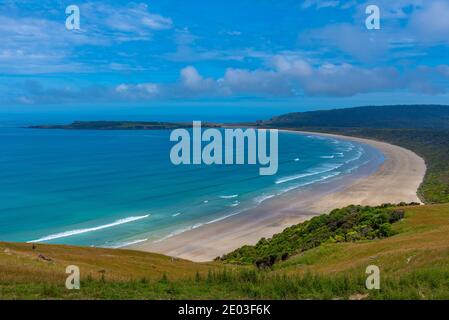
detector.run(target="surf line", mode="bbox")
[169,121,278,175]
[27,214,150,243]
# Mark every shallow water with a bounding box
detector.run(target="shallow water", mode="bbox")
[0,127,383,247]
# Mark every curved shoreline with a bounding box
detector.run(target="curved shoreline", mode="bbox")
[131,130,426,262]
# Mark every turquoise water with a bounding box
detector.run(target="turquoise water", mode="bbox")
[0,127,383,247]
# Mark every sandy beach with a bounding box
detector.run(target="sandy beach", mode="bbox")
[132,131,426,262]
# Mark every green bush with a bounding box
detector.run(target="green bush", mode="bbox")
[221,204,407,267]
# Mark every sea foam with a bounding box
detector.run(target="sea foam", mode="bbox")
[275,163,343,184]
[219,194,239,199]
[28,214,150,243]
[254,194,275,204]
[102,238,149,249]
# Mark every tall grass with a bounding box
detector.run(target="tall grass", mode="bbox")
[4,267,449,300]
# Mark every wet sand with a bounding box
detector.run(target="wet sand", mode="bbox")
[131,131,426,262]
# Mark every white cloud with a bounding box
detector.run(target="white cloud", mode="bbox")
[0,14,98,73]
[221,68,291,96]
[298,0,449,63]
[299,23,389,62]
[225,31,242,36]
[271,55,314,76]
[408,0,449,44]
[180,66,216,92]
[354,0,424,19]
[115,83,159,99]
[301,0,344,9]
[12,60,449,104]
[90,2,172,36]
[165,28,257,62]
[300,63,401,96]
[0,2,173,74]
[169,57,440,98]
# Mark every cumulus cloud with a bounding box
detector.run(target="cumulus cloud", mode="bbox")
[8,80,159,104]
[180,66,215,91]
[221,68,291,96]
[215,59,403,97]
[4,0,449,104]
[115,83,160,99]
[300,64,402,96]
[13,58,449,105]
[271,55,314,76]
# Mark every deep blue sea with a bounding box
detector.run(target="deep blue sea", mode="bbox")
[0,118,384,248]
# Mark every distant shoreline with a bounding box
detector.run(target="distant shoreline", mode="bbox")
[131,130,426,262]
[25,122,427,261]
[27,120,222,130]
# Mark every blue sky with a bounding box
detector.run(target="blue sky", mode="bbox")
[1,0,449,115]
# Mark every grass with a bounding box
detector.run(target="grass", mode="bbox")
[2,203,449,299]
[260,105,449,203]
[220,204,406,266]
[329,128,449,204]
[281,127,449,204]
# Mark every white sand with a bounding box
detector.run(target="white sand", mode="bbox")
[131,131,426,262]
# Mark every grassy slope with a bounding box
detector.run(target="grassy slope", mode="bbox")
[280,204,449,274]
[2,203,449,299]
[254,126,449,204]
[0,243,226,299]
[5,105,447,299]
[298,128,449,204]
[220,204,406,265]
[260,105,449,203]
[264,105,449,129]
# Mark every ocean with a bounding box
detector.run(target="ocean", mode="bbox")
[0,122,384,248]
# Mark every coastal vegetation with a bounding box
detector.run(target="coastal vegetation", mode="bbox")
[11,105,449,299]
[30,105,449,203]
[29,121,220,130]
[263,105,449,130]
[2,203,449,299]
[312,128,449,204]
[261,105,449,204]
[219,204,409,266]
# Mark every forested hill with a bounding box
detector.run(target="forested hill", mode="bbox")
[263,105,449,129]
[261,104,449,204]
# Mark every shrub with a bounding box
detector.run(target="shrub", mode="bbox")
[221,204,410,266]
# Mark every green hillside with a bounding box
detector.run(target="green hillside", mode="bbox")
[29,106,449,203]
[4,105,449,300]
[261,105,449,204]
[309,128,449,204]
[263,105,449,129]
[220,204,410,266]
[29,121,219,130]
[2,203,449,299]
